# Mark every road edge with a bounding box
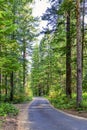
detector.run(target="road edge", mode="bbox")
[48,100,87,120]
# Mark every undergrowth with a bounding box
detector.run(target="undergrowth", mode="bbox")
[48,92,87,111]
[0,103,19,117]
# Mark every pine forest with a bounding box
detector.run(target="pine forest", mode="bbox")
[0,0,87,126]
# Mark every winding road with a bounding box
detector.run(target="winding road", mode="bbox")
[20,97,87,130]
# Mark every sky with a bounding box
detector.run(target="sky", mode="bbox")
[32,0,50,32]
[32,0,87,36]
[32,0,50,17]
[84,16,87,24]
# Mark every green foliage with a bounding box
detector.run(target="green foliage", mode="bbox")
[60,0,75,12]
[0,0,37,103]
[79,93,87,110]
[13,95,32,103]
[14,90,32,103]
[48,92,87,111]
[0,103,19,117]
[49,93,76,109]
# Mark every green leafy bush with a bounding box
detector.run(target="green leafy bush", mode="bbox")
[0,103,19,117]
[49,93,76,109]
[13,94,32,103]
[49,92,87,111]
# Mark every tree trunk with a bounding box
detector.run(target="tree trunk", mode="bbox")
[82,0,85,75]
[9,0,15,102]
[10,71,14,101]
[5,75,8,101]
[66,11,72,98]
[0,69,2,100]
[23,40,26,88]
[0,44,2,100]
[76,0,82,107]
[46,73,50,95]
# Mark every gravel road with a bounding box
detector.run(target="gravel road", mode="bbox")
[28,97,87,130]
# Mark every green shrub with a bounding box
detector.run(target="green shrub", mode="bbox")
[13,95,32,103]
[0,103,19,117]
[49,93,76,109]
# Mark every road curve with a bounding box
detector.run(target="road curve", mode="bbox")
[28,97,87,130]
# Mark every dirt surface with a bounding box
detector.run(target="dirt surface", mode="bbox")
[0,102,30,130]
[62,109,87,118]
[16,102,30,130]
[0,116,17,130]
[0,99,87,130]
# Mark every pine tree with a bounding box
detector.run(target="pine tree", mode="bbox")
[76,0,82,107]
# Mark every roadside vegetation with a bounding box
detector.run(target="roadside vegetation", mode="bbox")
[48,92,87,112]
[0,103,19,117]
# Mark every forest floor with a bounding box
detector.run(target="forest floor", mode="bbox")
[0,102,30,130]
[61,109,87,118]
[0,116,17,130]
[0,101,87,130]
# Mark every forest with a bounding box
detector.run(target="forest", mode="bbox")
[0,0,87,118]
[31,0,87,110]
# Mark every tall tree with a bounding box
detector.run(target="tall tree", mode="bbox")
[81,0,85,74]
[76,0,82,107]
[61,0,74,98]
[66,10,71,98]
[31,44,40,96]
[17,3,37,88]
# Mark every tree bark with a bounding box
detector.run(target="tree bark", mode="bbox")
[66,11,72,98]
[76,0,82,107]
[82,0,85,75]
[5,74,8,101]
[0,69,2,100]
[10,71,14,101]
[23,39,26,88]
[9,0,15,102]
[0,44,2,100]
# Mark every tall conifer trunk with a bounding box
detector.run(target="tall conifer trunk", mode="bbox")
[23,39,26,88]
[66,11,72,98]
[76,0,82,107]
[10,0,15,101]
[0,45,2,100]
[0,69,2,100]
[82,0,85,75]
[5,75,8,101]
[10,71,14,101]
